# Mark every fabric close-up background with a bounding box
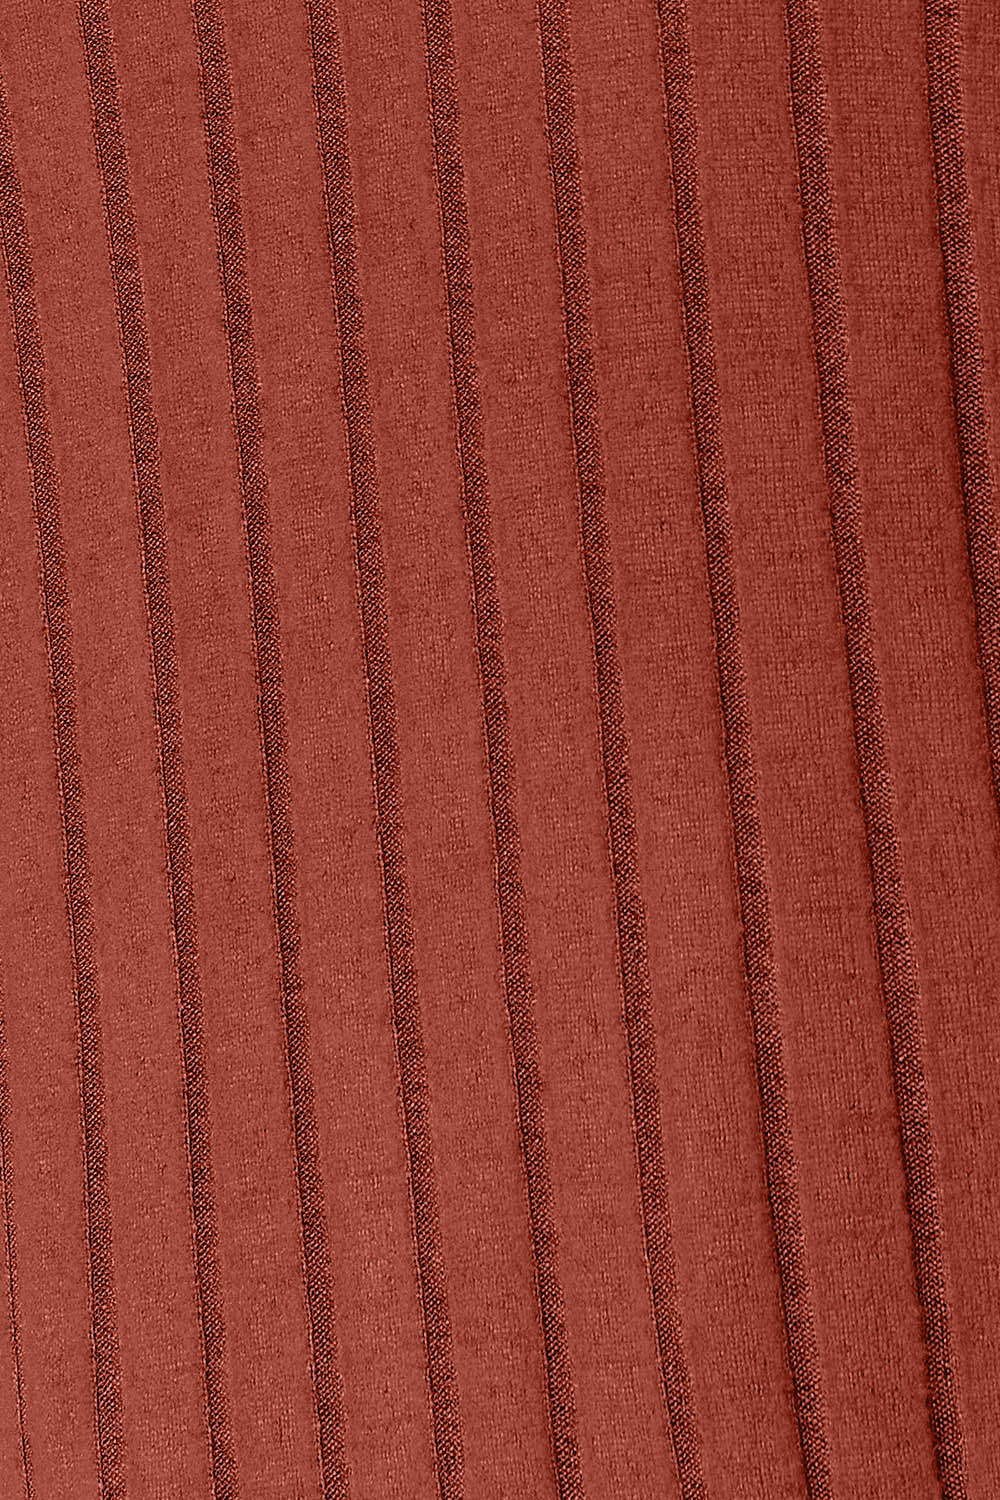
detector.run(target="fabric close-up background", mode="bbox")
[0,0,998,1498]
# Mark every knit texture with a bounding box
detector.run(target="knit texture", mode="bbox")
[0,1,998,1496]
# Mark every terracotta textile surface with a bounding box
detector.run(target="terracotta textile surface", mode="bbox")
[0,0,998,1496]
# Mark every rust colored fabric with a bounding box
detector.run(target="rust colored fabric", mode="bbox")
[0,1,998,1497]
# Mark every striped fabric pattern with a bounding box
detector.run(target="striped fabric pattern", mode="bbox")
[0,0,997,1496]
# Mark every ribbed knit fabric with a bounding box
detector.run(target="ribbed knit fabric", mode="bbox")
[0,2,998,1497]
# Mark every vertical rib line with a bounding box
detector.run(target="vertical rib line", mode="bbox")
[0,998,32,1500]
[307,4,464,1493]
[415,2,586,1492]
[924,0,1000,813]
[533,3,704,1492]
[0,75,127,1500]
[654,3,832,1492]
[785,3,968,1494]
[188,5,347,1493]
[77,4,238,1493]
